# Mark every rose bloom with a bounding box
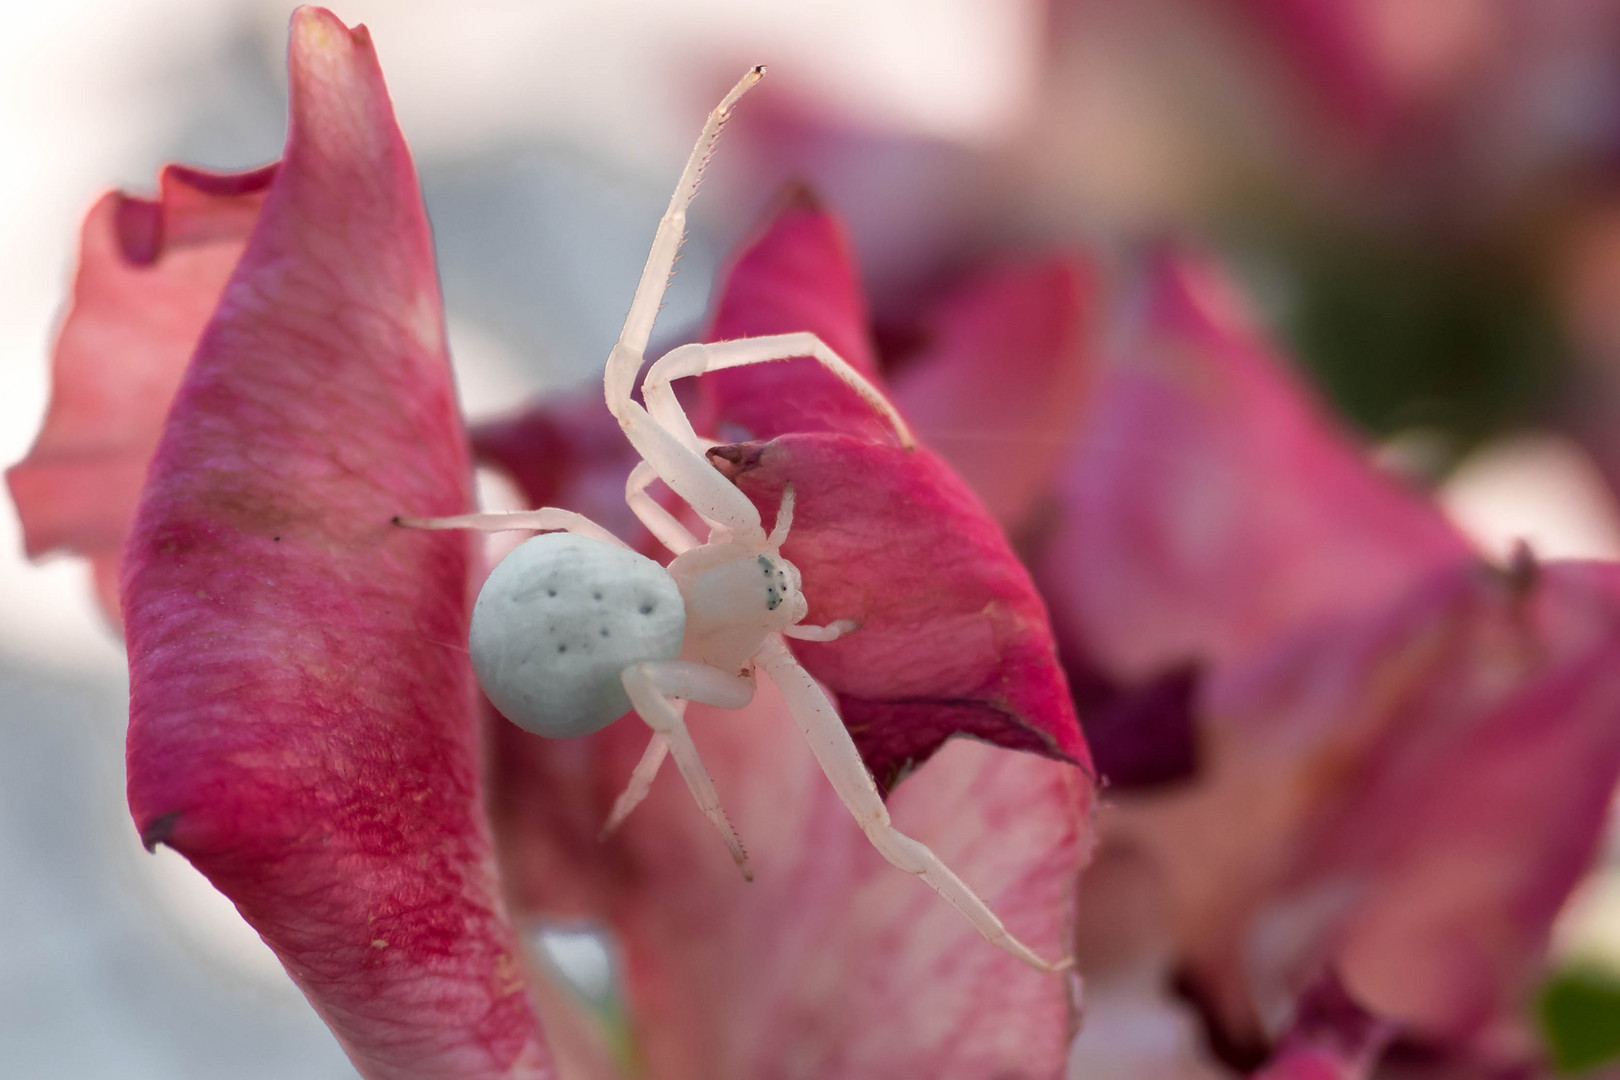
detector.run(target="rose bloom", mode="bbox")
[11,8,1620,1080]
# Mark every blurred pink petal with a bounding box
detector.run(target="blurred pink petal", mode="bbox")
[1037,248,1469,684]
[891,256,1096,532]
[1218,0,1402,142]
[473,391,647,550]
[1246,974,1396,1080]
[6,163,272,622]
[1065,845,1229,1079]
[720,92,1005,307]
[1121,556,1620,1056]
[1253,562,1620,1045]
[123,10,549,1078]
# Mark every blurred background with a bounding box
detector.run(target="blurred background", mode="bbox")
[5,0,1620,1075]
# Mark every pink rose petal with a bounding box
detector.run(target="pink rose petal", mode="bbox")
[7,163,273,623]
[714,434,1088,791]
[890,256,1096,532]
[483,651,1092,1079]
[478,201,1088,789]
[605,691,1090,1080]
[1037,248,1469,683]
[123,10,549,1077]
[1120,555,1620,1051]
[1256,561,1620,1044]
[690,189,897,446]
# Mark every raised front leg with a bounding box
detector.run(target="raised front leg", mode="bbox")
[621,660,758,879]
[642,333,917,451]
[754,635,1071,973]
[605,66,764,407]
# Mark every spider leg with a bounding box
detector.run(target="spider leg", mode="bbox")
[606,66,763,404]
[600,731,670,839]
[393,508,628,548]
[622,660,758,879]
[601,67,768,542]
[782,619,859,642]
[626,461,701,555]
[643,334,916,451]
[754,635,1072,973]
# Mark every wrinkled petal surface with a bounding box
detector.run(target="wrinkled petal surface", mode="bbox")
[7,162,272,622]
[1036,248,1469,683]
[494,687,1089,1080]
[123,10,548,1078]
[614,697,1089,1080]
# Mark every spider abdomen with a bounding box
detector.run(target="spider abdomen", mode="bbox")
[470,533,686,738]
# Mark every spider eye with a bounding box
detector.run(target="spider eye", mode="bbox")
[758,555,789,611]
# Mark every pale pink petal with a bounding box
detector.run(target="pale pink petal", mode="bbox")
[891,256,1096,531]
[1066,844,1230,1079]
[1255,562,1620,1044]
[1117,556,1620,1053]
[124,10,549,1077]
[6,163,272,621]
[1037,248,1469,683]
[609,691,1090,1080]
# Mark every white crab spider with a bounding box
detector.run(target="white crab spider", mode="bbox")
[400,67,1069,974]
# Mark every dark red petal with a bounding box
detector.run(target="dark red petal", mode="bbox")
[123,10,549,1077]
[6,163,273,623]
[1247,974,1397,1080]
[1036,248,1470,681]
[713,434,1088,791]
[690,191,897,445]
[890,257,1096,532]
